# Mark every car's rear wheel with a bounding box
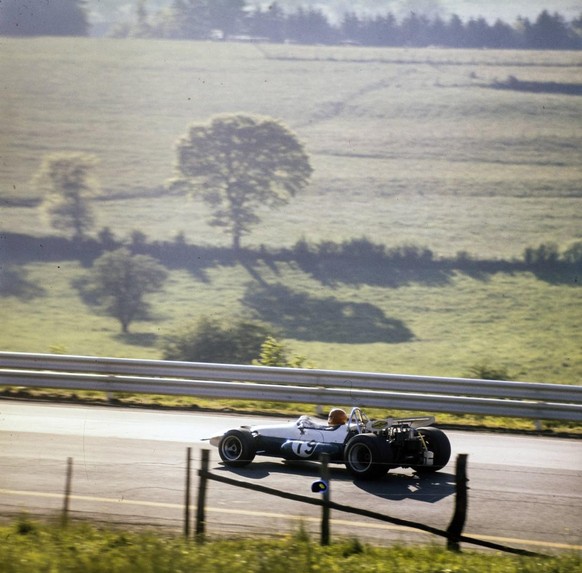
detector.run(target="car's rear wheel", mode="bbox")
[218,429,256,467]
[344,434,392,479]
[415,427,451,473]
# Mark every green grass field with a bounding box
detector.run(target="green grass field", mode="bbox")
[2,40,581,255]
[1,38,581,395]
[1,518,580,573]
[2,257,580,387]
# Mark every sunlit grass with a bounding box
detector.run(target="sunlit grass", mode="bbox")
[0,518,579,573]
[1,260,580,385]
[0,260,578,374]
[2,39,581,256]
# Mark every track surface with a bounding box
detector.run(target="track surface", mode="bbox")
[1,401,580,552]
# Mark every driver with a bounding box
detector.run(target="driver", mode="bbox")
[327,408,348,426]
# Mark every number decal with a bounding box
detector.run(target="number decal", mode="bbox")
[292,440,317,458]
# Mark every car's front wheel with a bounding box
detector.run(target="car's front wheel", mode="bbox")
[218,429,256,467]
[344,434,392,480]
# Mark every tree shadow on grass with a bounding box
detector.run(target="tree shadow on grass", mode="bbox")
[294,258,452,288]
[0,265,46,300]
[114,332,159,347]
[529,267,581,286]
[71,275,101,306]
[243,283,414,343]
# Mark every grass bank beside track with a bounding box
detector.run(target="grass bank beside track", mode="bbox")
[1,387,580,436]
[1,518,580,573]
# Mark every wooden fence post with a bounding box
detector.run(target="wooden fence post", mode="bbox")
[196,449,210,542]
[61,457,73,527]
[320,453,330,546]
[446,453,469,551]
[184,447,192,539]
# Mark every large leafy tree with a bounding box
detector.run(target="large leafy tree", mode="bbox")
[0,0,89,36]
[89,248,168,333]
[173,114,312,251]
[34,152,100,241]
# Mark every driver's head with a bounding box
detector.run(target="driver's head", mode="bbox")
[327,408,348,426]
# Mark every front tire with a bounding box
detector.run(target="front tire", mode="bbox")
[344,434,392,480]
[415,427,451,474]
[218,429,256,467]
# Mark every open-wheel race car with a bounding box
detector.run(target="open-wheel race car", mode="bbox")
[209,407,451,480]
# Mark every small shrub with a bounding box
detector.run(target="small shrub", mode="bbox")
[562,241,582,265]
[523,243,559,266]
[290,521,311,544]
[342,537,365,557]
[338,237,386,260]
[97,226,119,250]
[467,363,511,381]
[15,516,36,536]
[48,344,68,355]
[253,336,310,368]
[161,316,275,364]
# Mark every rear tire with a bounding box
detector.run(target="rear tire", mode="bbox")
[344,434,392,480]
[415,427,451,474]
[218,429,256,467]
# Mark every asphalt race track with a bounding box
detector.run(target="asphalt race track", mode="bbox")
[0,401,580,553]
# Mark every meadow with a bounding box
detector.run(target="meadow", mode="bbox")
[1,38,581,391]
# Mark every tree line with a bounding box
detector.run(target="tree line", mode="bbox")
[4,228,581,333]
[0,0,581,50]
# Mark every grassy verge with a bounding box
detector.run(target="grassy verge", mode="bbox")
[1,518,579,573]
[2,387,580,436]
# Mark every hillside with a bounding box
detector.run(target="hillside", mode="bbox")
[2,39,580,258]
[1,38,580,387]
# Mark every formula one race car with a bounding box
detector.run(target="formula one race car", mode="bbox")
[209,407,451,480]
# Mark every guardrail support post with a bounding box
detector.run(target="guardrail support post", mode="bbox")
[196,449,210,542]
[61,457,73,527]
[446,453,468,552]
[320,453,331,546]
[184,447,192,539]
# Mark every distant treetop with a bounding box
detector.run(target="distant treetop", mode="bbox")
[0,0,89,36]
[1,0,578,50]
[106,1,581,50]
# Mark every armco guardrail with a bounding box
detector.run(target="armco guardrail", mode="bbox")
[0,352,581,422]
